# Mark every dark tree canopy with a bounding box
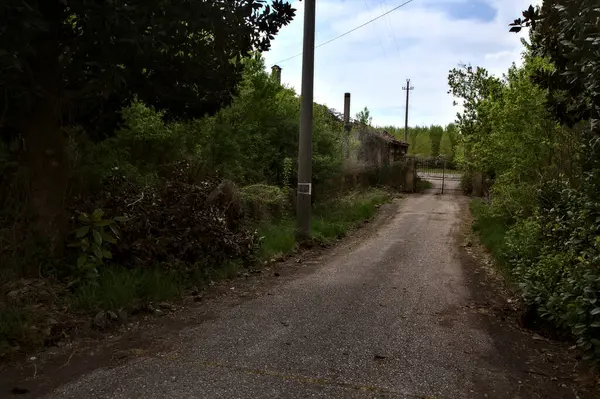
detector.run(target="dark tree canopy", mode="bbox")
[0,0,296,248]
[0,0,296,137]
[510,1,600,135]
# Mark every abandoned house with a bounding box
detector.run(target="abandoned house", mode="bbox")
[352,124,409,166]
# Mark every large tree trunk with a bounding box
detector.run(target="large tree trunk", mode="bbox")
[23,99,69,255]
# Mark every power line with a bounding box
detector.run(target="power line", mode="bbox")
[381,0,402,59]
[362,0,388,59]
[274,0,417,65]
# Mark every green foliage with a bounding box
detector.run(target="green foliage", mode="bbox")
[283,157,294,188]
[67,209,126,281]
[458,1,600,363]
[240,184,288,221]
[311,189,391,244]
[356,107,373,125]
[256,219,297,261]
[0,0,296,136]
[73,267,181,311]
[182,55,343,186]
[256,189,392,260]
[460,172,474,195]
[0,0,296,260]
[429,125,444,157]
[502,180,600,360]
[510,1,600,135]
[384,124,458,161]
[470,200,510,261]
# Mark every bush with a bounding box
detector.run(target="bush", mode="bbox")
[504,218,542,271]
[240,184,289,221]
[70,162,257,272]
[461,172,474,195]
[474,178,600,363]
[415,177,433,192]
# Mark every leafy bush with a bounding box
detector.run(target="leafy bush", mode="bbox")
[72,162,257,272]
[474,175,600,362]
[67,209,127,281]
[240,184,289,221]
[504,218,542,271]
[461,172,474,195]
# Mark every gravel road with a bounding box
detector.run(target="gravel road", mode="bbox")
[48,193,590,399]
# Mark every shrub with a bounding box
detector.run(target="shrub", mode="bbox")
[476,177,600,363]
[240,184,288,221]
[71,162,257,272]
[461,172,474,195]
[504,218,542,271]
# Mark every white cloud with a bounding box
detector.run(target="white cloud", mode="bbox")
[263,0,532,127]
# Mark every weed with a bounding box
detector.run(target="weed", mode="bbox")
[470,199,509,261]
[256,189,392,258]
[73,267,181,310]
[0,307,46,356]
[207,260,245,281]
[256,219,297,261]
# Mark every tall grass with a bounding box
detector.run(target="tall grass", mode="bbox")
[73,267,182,310]
[470,199,510,263]
[257,189,392,261]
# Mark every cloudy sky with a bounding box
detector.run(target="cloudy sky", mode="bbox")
[262,0,533,128]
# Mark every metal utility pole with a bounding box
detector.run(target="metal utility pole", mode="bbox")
[402,79,414,143]
[296,0,316,237]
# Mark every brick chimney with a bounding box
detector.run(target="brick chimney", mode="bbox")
[271,65,282,85]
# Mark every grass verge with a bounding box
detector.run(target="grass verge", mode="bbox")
[72,267,183,311]
[257,188,393,261]
[469,199,509,262]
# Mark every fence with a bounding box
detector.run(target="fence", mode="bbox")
[414,157,463,194]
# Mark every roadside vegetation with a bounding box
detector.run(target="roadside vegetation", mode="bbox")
[0,2,405,359]
[383,124,459,162]
[450,1,600,364]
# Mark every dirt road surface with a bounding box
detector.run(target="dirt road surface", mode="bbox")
[44,193,591,398]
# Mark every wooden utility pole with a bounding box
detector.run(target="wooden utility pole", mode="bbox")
[296,0,316,237]
[402,79,414,143]
[343,93,351,158]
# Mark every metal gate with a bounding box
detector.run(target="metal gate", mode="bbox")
[415,158,463,194]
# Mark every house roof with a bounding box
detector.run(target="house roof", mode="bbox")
[323,106,409,148]
[378,130,408,147]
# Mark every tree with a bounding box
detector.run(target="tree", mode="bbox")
[445,123,459,161]
[0,0,295,249]
[447,64,503,170]
[429,125,444,157]
[356,107,373,125]
[510,1,600,139]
